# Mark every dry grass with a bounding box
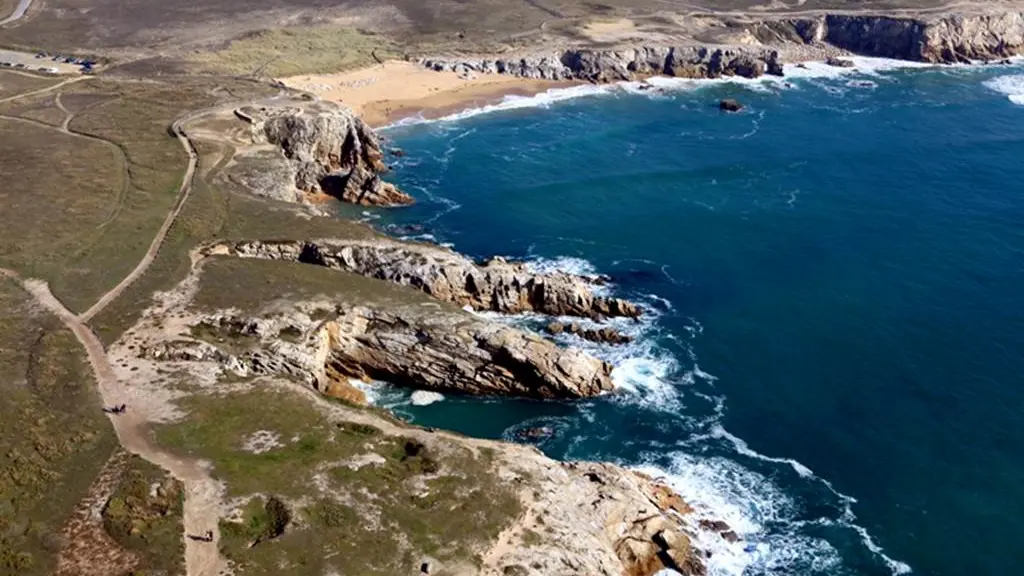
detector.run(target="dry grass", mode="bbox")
[188,26,398,77]
[1,93,67,126]
[0,118,125,301]
[0,77,278,314]
[0,70,60,100]
[157,386,520,575]
[0,279,117,575]
[89,132,379,345]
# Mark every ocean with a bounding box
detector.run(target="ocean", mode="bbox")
[350,58,1024,575]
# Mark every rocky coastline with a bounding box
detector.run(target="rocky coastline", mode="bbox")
[419,11,1024,81]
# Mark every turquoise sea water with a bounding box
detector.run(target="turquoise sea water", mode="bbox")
[359,59,1024,575]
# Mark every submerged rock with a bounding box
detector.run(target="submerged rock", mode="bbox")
[719,99,744,112]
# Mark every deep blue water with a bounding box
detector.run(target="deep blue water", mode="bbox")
[360,60,1024,575]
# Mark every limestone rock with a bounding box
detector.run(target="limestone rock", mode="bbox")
[214,239,642,320]
[161,305,614,399]
[547,321,633,345]
[421,45,784,82]
[256,105,413,206]
[790,12,1024,63]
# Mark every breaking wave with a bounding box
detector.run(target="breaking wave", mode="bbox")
[984,74,1024,105]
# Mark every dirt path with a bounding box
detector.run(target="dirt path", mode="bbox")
[0,0,32,26]
[0,267,229,576]
[78,116,199,321]
[0,75,87,104]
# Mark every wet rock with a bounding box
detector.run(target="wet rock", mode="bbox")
[546,322,633,345]
[719,99,743,112]
[825,56,855,67]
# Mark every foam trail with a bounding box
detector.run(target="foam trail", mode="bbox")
[712,424,815,478]
[983,74,1024,105]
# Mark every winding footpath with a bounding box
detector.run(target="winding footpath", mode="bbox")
[0,82,234,575]
[78,117,198,321]
[0,268,228,575]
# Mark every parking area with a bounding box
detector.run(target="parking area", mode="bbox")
[0,49,91,74]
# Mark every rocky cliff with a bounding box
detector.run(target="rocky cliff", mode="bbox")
[108,255,731,575]
[420,11,1024,82]
[422,45,784,81]
[772,12,1024,63]
[240,104,413,206]
[207,239,642,320]
[144,302,614,399]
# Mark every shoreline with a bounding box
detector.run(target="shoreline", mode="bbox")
[283,54,1024,131]
[280,60,573,128]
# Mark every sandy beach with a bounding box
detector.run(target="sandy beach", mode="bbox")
[280,60,571,127]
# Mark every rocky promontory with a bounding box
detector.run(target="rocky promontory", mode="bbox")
[144,302,614,399]
[238,104,413,206]
[206,239,642,320]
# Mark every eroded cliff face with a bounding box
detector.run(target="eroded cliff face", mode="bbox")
[144,303,614,399]
[239,104,413,206]
[423,46,784,82]
[778,12,1024,63]
[421,11,1024,83]
[207,239,642,320]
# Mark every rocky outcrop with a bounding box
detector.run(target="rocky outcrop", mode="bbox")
[825,56,855,68]
[547,321,633,345]
[422,11,1024,84]
[207,239,642,320]
[719,99,743,112]
[491,461,706,576]
[771,12,1024,63]
[155,304,613,399]
[421,45,784,82]
[248,104,412,206]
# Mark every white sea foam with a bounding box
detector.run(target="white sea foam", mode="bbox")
[524,254,601,278]
[984,74,1024,105]
[378,57,1024,129]
[633,454,842,576]
[409,390,445,406]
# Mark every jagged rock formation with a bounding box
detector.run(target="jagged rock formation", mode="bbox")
[796,13,1024,63]
[146,303,613,399]
[206,239,642,320]
[547,321,633,345]
[719,99,743,112]
[240,104,412,206]
[422,46,784,82]
[492,461,708,576]
[422,11,1024,83]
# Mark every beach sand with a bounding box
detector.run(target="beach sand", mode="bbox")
[280,60,571,127]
